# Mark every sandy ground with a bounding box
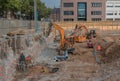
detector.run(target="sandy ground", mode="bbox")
[13,35,120,81]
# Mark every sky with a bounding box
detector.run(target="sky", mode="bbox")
[41,0,60,8]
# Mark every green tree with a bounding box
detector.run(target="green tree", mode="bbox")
[0,0,51,20]
[0,0,21,18]
[37,1,51,19]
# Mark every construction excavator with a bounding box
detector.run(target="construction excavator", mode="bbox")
[71,24,88,43]
[52,23,94,49]
[48,23,97,49]
[72,24,97,41]
[53,23,74,51]
[49,23,97,61]
[52,23,75,61]
[71,24,97,48]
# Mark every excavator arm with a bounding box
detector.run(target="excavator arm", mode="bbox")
[53,24,65,49]
[72,24,88,42]
[53,23,75,50]
[73,24,88,36]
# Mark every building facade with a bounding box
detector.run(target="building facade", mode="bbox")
[61,0,106,21]
[106,0,120,21]
[50,8,60,22]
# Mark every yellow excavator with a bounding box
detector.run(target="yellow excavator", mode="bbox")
[53,23,74,50]
[71,24,88,43]
[52,23,90,49]
[48,23,91,51]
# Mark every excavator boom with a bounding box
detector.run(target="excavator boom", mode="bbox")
[53,24,65,49]
[72,24,88,42]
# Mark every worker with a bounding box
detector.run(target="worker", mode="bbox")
[93,44,102,64]
[93,47,101,64]
[26,55,32,68]
[19,52,26,71]
[97,44,102,51]
[26,55,32,62]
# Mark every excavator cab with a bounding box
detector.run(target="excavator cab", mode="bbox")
[71,24,88,43]
[87,30,97,39]
[90,30,96,38]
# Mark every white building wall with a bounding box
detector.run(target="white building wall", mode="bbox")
[106,0,120,21]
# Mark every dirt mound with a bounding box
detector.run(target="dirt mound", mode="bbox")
[101,43,120,63]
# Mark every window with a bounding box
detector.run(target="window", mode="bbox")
[78,10,86,17]
[115,13,117,15]
[91,11,102,15]
[107,19,113,21]
[64,3,73,7]
[78,3,86,9]
[92,18,101,21]
[64,18,74,21]
[64,11,74,15]
[107,5,113,7]
[107,13,113,15]
[115,6,120,7]
[92,3,102,7]
[78,2,87,21]
[115,19,120,21]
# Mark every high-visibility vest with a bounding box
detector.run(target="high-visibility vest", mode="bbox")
[97,45,101,51]
[26,56,31,61]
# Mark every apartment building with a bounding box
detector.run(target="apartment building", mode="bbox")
[61,0,106,21]
[106,0,120,21]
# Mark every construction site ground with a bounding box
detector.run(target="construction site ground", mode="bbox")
[13,35,120,81]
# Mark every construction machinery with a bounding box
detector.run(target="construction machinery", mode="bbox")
[53,23,74,50]
[50,23,98,51]
[52,23,95,49]
[87,30,97,48]
[50,23,97,61]
[71,24,88,43]
[72,24,97,41]
[54,50,68,61]
[51,24,75,61]
[87,30,97,39]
